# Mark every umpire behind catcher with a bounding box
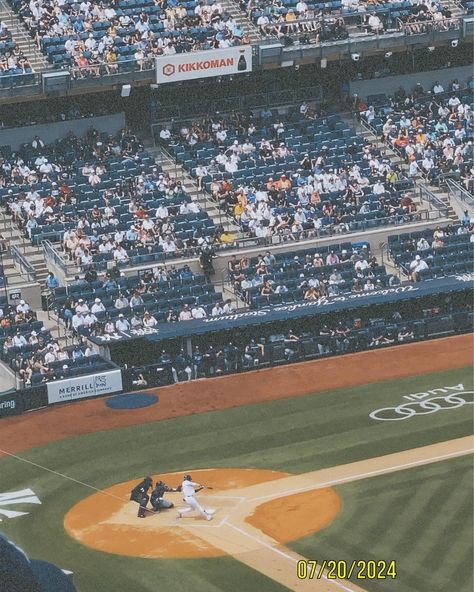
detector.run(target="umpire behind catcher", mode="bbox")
[130,476,153,517]
[150,479,179,512]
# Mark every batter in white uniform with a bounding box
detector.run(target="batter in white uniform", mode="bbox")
[177,474,214,520]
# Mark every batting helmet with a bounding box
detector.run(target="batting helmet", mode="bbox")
[183,474,192,481]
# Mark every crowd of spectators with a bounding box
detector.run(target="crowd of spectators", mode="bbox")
[388,220,473,282]
[0,296,63,385]
[239,0,456,41]
[0,20,33,77]
[361,81,473,188]
[52,263,230,339]
[398,1,456,34]
[226,242,400,307]
[254,10,347,42]
[9,0,248,73]
[0,128,220,269]
[160,106,419,242]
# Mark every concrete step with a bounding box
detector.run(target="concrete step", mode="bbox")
[151,145,243,233]
[219,0,261,41]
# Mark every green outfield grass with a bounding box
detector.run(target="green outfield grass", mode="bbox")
[0,366,472,592]
[291,455,474,592]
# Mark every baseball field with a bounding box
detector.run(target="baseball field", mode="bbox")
[0,334,473,592]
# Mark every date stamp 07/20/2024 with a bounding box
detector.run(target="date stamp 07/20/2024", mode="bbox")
[297,559,398,581]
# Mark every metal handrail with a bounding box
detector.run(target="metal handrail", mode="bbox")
[10,244,37,282]
[67,56,155,80]
[398,16,461,35]
[445,178,474,207]
[417,184,449,218]
[42,239,68,269]
[39,206,443,277]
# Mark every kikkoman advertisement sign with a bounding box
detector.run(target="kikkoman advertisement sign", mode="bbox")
[155,46,252,84]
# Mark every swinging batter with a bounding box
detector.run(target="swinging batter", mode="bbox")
[177,474,215,521]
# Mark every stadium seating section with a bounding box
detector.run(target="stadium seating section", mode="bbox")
[8,0,245,70]
[0,130,217,270]
[53,265,224,330]
[163,111,417,236]
[388,224,473,280]
[243,0,454,38]
[231,241,395,308]
[0,21,34,86]
[362,89,473,186]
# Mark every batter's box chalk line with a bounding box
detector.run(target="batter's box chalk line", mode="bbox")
[177,515,229,528]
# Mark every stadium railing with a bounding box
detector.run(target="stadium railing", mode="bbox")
[10,245,37,283]
[398,17,462,35]
[445,179,474,210]
[40,205,447,278]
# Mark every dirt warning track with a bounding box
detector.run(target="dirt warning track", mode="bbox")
[0,335,472,457]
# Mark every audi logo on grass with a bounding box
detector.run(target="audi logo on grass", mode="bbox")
[369,384,473,421]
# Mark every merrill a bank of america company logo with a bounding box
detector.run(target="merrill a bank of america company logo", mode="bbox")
[163,63,175,76]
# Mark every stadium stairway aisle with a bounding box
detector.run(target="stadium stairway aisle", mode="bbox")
[220,0,262,43]
[0,209,49,285]
[147,143,242,235]
[0,1,49,72]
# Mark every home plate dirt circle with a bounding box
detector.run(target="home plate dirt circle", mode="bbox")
[64,468,340,559]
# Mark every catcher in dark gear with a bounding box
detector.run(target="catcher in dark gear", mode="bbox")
[150,480,179,512]
[130,477,153,517]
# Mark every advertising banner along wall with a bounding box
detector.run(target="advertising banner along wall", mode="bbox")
[46,370,123,405]
[155,46,252,84]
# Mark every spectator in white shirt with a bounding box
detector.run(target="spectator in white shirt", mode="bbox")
[75,299,89,314]
[191,305,207,319]
[16,299,30,314]
[143,312,158,328]
[115,294,129,309]
[162,237,176,253]
[72,312,84,331]
[83,312,98,328]
[12,332,27,347]
[416,237,430,251]
[222,299,236,314]
[211,302,224,316]
[91,298,105,314]
[115,314,130,331]
[409,255,429,282]
[114,245,129,262]
[44,345,57,364]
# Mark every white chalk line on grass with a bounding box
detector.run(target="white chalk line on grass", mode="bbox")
[0,447,128,503]
[248,448,474,503]
[225,522,358,592]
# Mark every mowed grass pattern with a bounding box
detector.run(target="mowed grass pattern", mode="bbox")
[291,455,473,592]
[0,366,472,592]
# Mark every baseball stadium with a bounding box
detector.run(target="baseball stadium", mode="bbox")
[0,3,472,590]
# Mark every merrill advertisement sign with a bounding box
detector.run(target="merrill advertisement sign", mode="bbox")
[47,370,122,405]
[155,46,252,84]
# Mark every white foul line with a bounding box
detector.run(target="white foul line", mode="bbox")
[0,447,128,503]
[248,448,474,503]
[226,522,358,592]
